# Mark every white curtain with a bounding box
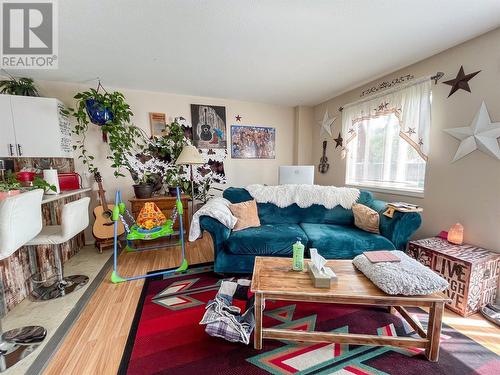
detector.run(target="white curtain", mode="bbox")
[341,78,431,191]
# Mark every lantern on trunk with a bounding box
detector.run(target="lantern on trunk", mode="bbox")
[447,223,464,245]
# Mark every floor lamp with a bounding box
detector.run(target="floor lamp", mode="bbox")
[175,145,204,219]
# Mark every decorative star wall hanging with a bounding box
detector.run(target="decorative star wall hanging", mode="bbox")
[443,101,500,162]
[235,115,242,121]
[333,132,343,148]
[443,66,481,97]
[318,110,336,137]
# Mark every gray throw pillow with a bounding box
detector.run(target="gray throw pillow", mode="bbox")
[353,250,449,295]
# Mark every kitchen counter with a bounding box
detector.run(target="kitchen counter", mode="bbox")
[42,187,91,204]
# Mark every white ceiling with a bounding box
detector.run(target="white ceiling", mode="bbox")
[12,0,500,106]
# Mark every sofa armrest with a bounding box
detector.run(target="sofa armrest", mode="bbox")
[199,216,231,260]
[368,199,422,250]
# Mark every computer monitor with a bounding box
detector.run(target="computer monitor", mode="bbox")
[278,165,314,185]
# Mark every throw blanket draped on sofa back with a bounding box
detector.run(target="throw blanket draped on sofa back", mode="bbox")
[223,187,374,226]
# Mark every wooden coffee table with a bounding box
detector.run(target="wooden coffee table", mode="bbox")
[251,256,451,362]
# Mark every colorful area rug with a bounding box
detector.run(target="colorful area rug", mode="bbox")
[119,264,499,375]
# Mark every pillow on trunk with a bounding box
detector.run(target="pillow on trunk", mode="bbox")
[352,203,380,234]
[229,199,261,231]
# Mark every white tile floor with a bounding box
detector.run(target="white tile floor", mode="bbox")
[3,245,112,375]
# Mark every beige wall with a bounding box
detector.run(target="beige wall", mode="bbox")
[293,106,315,165]
[34,80,295,203]
[313,27,500,252]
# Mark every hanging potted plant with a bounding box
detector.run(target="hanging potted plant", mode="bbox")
[0,75,40,96]
[66,83,145,177]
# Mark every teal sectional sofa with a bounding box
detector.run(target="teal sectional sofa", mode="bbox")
[199,187,421,274]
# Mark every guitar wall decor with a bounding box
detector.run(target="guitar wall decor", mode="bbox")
[92,172,125,242]
[318,140,330,174]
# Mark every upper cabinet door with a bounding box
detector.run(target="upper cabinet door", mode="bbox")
[0,95,16,157]
[10,96,72,158]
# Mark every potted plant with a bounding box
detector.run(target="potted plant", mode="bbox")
[0,172,22,200]
[126,154,173,199]
[142,120,190,195]
[0,75,40,96]
[32,176,57,193]
[66,86,145,177]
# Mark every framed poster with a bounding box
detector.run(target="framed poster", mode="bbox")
[149,112,167,136]
[190,104,227,149]
[231,125,276,159]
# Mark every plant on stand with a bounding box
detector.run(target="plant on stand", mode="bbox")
[126,154,173,199]
[141,120,191,196]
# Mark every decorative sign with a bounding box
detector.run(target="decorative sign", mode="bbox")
[360,74,414,97]
[58,103,72,153]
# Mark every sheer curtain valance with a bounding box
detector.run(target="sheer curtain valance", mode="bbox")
[341,77,431,193]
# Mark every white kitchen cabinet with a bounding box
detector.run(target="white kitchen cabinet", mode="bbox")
[0,95,16,157]
[0,94,72,158]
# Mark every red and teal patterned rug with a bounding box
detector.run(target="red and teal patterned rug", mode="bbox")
[119,264,499,375]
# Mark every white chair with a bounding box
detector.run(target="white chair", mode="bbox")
[0,190,47,372]
[26,197,91,300]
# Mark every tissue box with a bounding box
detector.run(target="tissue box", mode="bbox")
[307,263,337,288]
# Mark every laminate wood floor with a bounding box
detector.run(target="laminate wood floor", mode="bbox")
[43,235,500,375]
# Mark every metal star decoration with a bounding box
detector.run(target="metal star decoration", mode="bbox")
[443,66,481,97]
[443,101,500,162]
[318,110,336,137]
[333,132,343,148]
[235,115,242,121]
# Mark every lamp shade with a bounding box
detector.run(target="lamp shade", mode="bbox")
[175,145,204,165]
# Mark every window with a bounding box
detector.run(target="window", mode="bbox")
[342,78,431,195]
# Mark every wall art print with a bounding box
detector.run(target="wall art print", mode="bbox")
[231,125,276,159]
[190,104,227,149]
[149,112,167,136]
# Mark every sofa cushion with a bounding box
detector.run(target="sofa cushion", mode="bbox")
[300,223,395,259]
[226,224,308,256]
[352,203,380,234]
[229,199,261,231]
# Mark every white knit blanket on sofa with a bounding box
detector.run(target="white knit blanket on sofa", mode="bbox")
[245,184,360,209]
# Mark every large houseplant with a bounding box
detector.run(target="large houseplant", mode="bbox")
[67,88,144,177]
[140,120,191,196]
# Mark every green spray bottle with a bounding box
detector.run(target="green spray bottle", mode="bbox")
[292,237,305,271]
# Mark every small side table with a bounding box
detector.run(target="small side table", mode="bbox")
[407,237,499,317]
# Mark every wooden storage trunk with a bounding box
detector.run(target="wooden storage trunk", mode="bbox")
[407,237,499,317]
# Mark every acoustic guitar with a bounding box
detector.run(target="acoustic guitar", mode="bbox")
[92,172,124,241]
[318,140,330,173]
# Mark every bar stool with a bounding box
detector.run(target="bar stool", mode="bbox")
[0,189,47,372]
[26,197,91,301]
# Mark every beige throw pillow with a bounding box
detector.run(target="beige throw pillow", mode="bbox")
[352,203,380,234]
[229,200,261,231]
